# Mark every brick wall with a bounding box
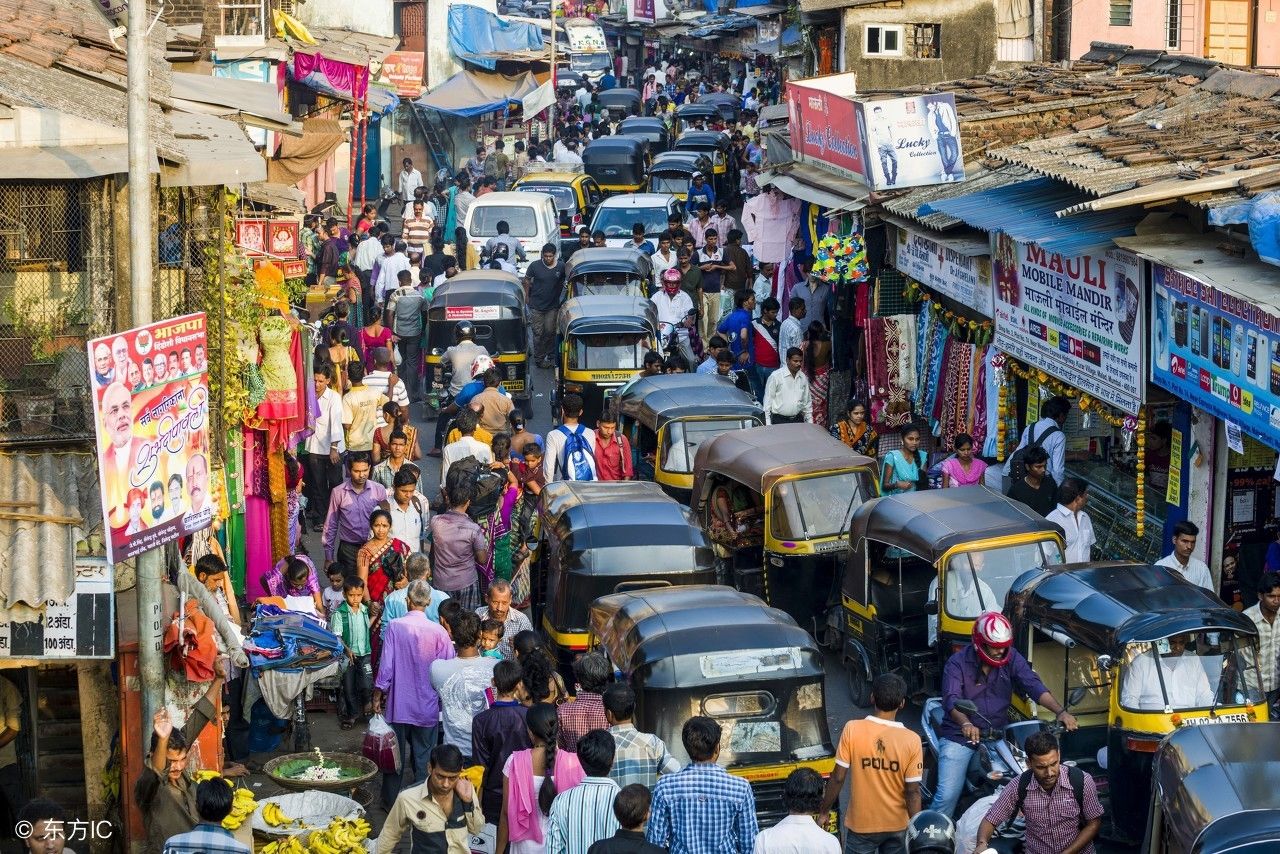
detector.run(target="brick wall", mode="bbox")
[165,0,208,28]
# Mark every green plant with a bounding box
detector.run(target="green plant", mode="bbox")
[3,290,89,364]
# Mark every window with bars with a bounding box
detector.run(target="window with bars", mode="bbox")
[1110,0,1133,26]
[864,23,942,58]
[1166,0,1181,48]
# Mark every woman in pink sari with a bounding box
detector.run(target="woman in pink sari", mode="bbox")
[498,703,584,854]
[940,433,988,488]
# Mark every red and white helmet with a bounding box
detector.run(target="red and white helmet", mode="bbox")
[662,267,682,287]
[972,611,1014,667]
[471,354,495,378]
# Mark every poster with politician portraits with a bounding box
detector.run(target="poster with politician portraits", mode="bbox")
[88,313,211,563]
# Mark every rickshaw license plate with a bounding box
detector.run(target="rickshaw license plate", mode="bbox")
[505,380,525,392]
[1181,713,1250,725]
[814,539,847,554]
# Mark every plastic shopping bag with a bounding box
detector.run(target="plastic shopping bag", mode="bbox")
[363,713,401,774]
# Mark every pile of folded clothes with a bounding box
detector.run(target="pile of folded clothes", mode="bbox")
[246,603,345,672]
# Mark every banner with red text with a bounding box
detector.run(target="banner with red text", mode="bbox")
[787,74,867,182]
[88,313,212,563]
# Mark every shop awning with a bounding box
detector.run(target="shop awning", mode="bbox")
[919,177,1139,258]
[0,143,156,179]
[414,69,540,118]
[449,4,545,70]
[266,117,346,186]
[170,71,300,135]
[160,111,266,187]
[736,3,786,14]
[759,163,869,212]
[1114,231,1280,312]
[245,181,307,213]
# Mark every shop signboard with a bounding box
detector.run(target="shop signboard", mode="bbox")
[857,94,965,190]
[381,52,426,97]
[628,0,655,23]
[0,559,114,659]
[991,234,1144,414]
[88,313,212,564]
[894,226,993,317]
[787,75,867,183]
[1151,262,1280,449]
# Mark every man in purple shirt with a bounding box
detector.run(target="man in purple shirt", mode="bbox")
[930,611,1078,819]
[322,453,388,574]
[373,579,455,810]
[429,474,490,611]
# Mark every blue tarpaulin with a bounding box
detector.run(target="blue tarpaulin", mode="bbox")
[781,25,800,48]
[449,4,544,71]
[415,69,540,117]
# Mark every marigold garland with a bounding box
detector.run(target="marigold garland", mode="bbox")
[903,278,994,346]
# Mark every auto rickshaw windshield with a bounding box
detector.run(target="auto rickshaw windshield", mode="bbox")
[942,541,1064,621]
[1118,631,1265,713]
[650,174,690,195]
[770,470,876,540]
[662,418,757,474]
[570,333,649,370]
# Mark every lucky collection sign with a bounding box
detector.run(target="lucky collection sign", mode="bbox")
[991,235,1145,414]
[88,313,212,563]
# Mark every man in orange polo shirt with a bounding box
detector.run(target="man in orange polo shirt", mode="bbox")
[819,673,923,854]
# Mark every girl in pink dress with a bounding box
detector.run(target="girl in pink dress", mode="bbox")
[940,433,988,488]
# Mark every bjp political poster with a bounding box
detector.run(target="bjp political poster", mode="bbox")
[88,313,211,563]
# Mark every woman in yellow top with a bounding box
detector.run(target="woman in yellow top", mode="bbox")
[830,399,880,457]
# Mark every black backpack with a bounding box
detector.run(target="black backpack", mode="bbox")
[1001,765,1087,833]
[1005,422,1061,485]
[448,455,504,521]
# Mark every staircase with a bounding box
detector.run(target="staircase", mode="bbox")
[412,107,455,180]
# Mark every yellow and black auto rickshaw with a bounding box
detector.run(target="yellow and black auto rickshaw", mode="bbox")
[589,584,836,828]
[536,480,716,668]
[583,137,650,196]
[836,486,1065,704]
[617,373,763,503]
[1006,562,1268,843]
[647,151,713,202]
[699,92,743,125]
[617,116,671,154]
[423,270,530,411]
[564,247,652,299]
[1143,722,1280,854]
[674,102,720,134]
[597,87,643,122]
[552,295,659,427]
[674,130,737,203]
[691,423,879,635]
[512,165,604,237]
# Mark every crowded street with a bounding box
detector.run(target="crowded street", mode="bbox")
[5,0,1280,853]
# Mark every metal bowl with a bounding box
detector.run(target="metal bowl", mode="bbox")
[263,752,379,792]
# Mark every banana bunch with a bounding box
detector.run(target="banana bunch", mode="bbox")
[192,770,224,782]
[261,801,299,828]
[307,817,372,854]
[222,786,257,830]
[261,836,308,854]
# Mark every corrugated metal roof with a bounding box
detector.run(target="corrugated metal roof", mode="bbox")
[919,177,1140,257]
[0,450,103,617]
[880,162,1038,230]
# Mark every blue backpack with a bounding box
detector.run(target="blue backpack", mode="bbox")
[556,424,595,481]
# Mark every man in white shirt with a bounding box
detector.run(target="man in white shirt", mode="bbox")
[763,348,813,425]
[544,394,597,483]
[1120,633,1215,710]
[558,139,584,166]
[1245,573,1280,702]
[651,268,695,328]
[1155,520,1215,591]
[1046,478,1096,564]
[440,409,493,489]
[304,369,345,527]
[1004,395,1070,485]
[364,348,410,428]
[353,226,384,275]
[927,552,998,647]
[650,233,678,291]
[398,157,424,203]
[752,767,838,854]
[374,238,412,308]
[382,467,428,553]
[778,296,806,355]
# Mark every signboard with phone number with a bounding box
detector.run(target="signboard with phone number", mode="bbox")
[1151,263,1280,450]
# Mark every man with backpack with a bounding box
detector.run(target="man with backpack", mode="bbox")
[1002,396,1070,489]
[974,731,1103,854]
[544,393,598,483]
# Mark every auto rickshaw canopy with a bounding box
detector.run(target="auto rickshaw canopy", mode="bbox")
[848,487,1063,565]
[597,87,642,116]
[1006,562,1258,656]
[675,130,731,155]
[617,117,670,150]
[617,373,762,431]
[558,294,659,337]
[541,480,712,567]
[564,247,653,282]
[690,422,876,498]
[1151,722,1280,854]
[589,584,822,688]
[698,92,742,121]
[583,136,649,165]
[427,270,526,312]
[648,150,712,176]
[675,102,719,123]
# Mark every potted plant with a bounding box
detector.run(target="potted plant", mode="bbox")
[3,291,75,435]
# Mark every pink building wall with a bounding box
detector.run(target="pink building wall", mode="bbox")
[1067,0,1203,60]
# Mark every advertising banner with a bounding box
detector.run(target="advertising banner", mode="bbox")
[1151,263,1280,449]
[381,52,426,97]
[88,313,212,564]
[628,0,655,23]
[787,75,868,182]
[992,235,1144,414]
[894,226,993,317]
[857,94,964,190]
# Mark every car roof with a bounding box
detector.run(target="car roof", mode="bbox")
[597,193,677,208]
[470,191,554,207]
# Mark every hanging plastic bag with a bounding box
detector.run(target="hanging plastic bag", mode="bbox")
[363,713,401,774]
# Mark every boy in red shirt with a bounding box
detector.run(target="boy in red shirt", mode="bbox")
[594,409,634,481]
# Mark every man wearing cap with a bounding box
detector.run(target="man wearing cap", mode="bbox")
[685,172,715,216]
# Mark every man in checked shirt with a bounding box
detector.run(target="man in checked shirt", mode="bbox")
[647,716,757,853]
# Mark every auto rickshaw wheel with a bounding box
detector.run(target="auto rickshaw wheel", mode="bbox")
[846,659,872,708]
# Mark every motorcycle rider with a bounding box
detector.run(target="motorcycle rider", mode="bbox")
[651,267,697,365]
[930,612,1078,819]
[429,321,489,457]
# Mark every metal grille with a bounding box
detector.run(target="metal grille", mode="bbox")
[0,180,102,444]
[873,269,911,317]
[155,187,214,320]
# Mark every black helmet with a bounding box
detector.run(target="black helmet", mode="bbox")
[906,810,955,854]
[454,320,475,342]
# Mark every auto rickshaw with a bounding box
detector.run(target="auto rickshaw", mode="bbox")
[564,247,652,299]
[647,151,714,201]
[836,487,1065,704]
[674,130,737,203]
[582,136,649,196]
[536,481,716,668]
[512,165,604,237]
[597,87,642,122]
[675,102,720,134]
[552,295,659,426]
[1143,722,1280,854]
[617,116,671,154]
[1005,562,1268,843]
[699,92,742,125]
[588,584,836,828]
[691,423,879,635]
[616,373,763,502]
[423,270,530,411]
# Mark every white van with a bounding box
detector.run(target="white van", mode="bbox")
[464,191,560,273]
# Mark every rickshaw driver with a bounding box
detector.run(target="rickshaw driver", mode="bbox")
[931,612,1079,819]
[1119,633,1216,711]
[430,322,489,458]
[927,552,998,647]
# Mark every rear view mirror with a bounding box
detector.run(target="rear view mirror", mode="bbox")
[1096,654,1113,672]
[1067,686,1088,708]
[955,699,979,715]
[924,600,939,615]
